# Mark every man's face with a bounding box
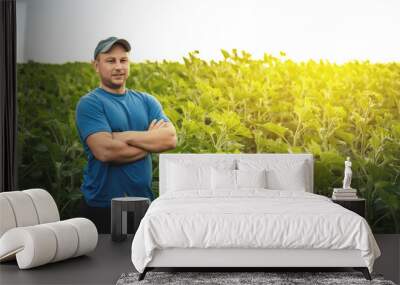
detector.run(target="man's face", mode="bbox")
[94,44,130,90]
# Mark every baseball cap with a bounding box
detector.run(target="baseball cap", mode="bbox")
[94,37,131,60]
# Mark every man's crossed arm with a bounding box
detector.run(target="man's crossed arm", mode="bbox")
[112,119,177,153]
[86,119,177,164]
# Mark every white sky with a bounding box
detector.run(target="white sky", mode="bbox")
[17,0,400,63]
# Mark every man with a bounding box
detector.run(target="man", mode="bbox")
[75,37,177,233]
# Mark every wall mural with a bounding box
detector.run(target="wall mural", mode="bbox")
[17,50,400,233]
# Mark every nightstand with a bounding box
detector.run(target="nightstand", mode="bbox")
[331,198,366,218]
[111,197,150,242]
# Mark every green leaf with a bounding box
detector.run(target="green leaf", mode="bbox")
[262,122,289,137]
[221,49,230,60]
[34,144,48,152]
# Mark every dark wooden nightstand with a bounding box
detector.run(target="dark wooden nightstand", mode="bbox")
[331,198,366,218]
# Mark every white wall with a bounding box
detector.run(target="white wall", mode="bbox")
[16,1,27,63]
[16,0,400,63]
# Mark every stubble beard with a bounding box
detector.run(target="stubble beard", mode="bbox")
[101,77,125,91]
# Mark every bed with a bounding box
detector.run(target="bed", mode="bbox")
[131,154,381,280]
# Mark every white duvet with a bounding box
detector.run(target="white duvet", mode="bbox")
[131,190,380,273]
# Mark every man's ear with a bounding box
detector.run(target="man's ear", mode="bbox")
[92,59,99,73]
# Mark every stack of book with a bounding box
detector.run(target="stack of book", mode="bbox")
[332,188,358,199]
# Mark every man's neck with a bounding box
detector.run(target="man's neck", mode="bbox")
[100,84,126,95]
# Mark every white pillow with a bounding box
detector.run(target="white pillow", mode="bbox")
[166,162,212,191]
[211,168,268,190]
[237,159,309,191]
[211,168,237,190]
[236,169,267,189]
[266,162,307,191]
[165,158,236,192]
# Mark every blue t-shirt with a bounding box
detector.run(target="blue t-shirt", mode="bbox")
[75,87,170,207]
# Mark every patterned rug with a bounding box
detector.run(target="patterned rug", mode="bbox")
[116,271,396,285]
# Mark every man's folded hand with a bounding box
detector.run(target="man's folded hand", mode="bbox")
[112,119,167,141]
[148,119,168,130]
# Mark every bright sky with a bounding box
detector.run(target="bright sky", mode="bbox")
[17,0,400,63]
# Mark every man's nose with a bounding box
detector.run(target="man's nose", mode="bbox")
[115,61,123,69]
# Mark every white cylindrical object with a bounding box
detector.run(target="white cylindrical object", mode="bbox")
[24,189,60,223]
[0,226,57,269]
[0,196,17,237]
[1,192,39,227]
[65,218,98,257]
[42,221,79,263]
[0,189,98,269]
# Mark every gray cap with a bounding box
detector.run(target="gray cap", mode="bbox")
[94,37,131,60]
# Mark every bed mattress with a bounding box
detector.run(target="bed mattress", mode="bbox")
[131,189,380,273]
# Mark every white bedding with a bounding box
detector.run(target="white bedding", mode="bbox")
[131,190,380,273]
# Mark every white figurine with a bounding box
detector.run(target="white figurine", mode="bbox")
[342,157,352,189]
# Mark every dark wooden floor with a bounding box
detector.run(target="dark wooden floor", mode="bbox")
[0,234,399,285]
